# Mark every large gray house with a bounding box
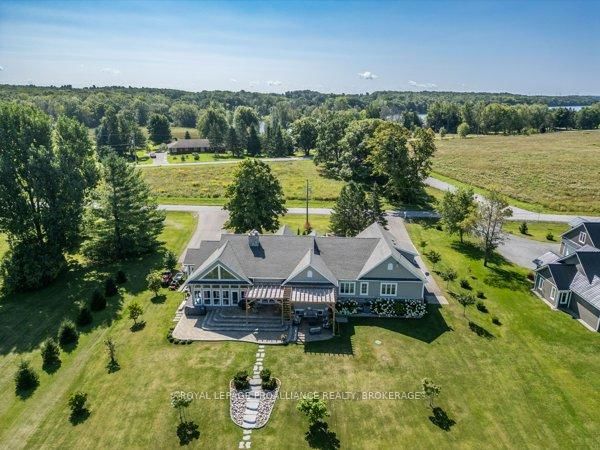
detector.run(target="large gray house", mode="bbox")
[533,219,600,331]
[167,138,210,154]
[181,223,426,320]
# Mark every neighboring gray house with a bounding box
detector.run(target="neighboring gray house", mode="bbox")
[181,223,426,320]
[533,220,600,331]
[167,138,210,154]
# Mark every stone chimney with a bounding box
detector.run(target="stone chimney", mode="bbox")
[248,229,260,247]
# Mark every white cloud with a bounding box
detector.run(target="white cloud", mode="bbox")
[230,78,238,83]
[358,71,378,80]
[0,66,4,71]
[267,80,282,86]
[101,67,121,75]
[249,81,259,87]
[408,80,437,89]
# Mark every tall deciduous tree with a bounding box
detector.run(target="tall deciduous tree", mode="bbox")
[225,126,241,157]
[223,160,287,233]
[170,103,198,128]
[439,188,476,243]
[338,118,383,183]
[472,191,513,266]
[197,105,228,149]
[290,116,318,156]
[329,182,370,237]
[0,103,97,291]
[314,110,355,175]
[147,114,172,144]
[83,152,165,262]
[233,106,259,147]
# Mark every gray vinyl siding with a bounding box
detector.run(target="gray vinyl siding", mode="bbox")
[569,293,600,331]
[535,274,559,307]
[342,280,424,300]
[287,267,331,284]
[361,256,420,280]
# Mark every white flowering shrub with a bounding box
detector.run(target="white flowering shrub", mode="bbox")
[369,299,427,318]
[336,299,359,315]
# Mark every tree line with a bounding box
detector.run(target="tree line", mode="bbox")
[0,102,165,292]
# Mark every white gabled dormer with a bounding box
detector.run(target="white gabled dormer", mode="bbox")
[282,248,338,286]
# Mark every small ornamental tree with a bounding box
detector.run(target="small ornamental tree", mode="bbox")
[15,361,39,393]
[427,251,441,271]
[519,222,529,235]
[68,392,89,417]
[457,293,476,318]
[163,250,178,272]
[457,122,470,138]
[422,378,441,409]
[171,391,193,423]
[105,337,119,371]
[90,289,107,311]
[41,337,61,368]
[146,271,163,298]
[441,267,457,289]
[127,302,143,326]
[297,397,329,425]
[58,319,79,347]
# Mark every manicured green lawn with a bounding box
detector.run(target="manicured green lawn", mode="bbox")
[278,214,331,235]
[433,130,600,213]
[1,213,598,448]
[167,152,244,164]
[143,160,344,208]
[135,149,152,165]
[503,221,569,242]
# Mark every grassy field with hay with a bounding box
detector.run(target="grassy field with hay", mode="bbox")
[432,130,600,213]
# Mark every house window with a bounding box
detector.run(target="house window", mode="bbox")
[202,265,237,280]
[535,275,544,291]
[213,289,221,305]
[380,282,397,296]
[558,291,570,305]
[222,290,230,306]
[387,262,394,271]
[307,270,313,278]
[203,267,220,279]
[360,282,369,296]
[339,282,355,295]
[550,286,557,301]
[578,232,587,244]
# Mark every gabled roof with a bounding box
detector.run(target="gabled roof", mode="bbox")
[184,241,250,285]
[547,264,578,290]
[283,248,338,286]
[582,222,600,248]
[182,223,426,282]
[167,138,210,149]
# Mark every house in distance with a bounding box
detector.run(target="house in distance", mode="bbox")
[167,138,211,154]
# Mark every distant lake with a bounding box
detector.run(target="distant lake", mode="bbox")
[549,105,584,111]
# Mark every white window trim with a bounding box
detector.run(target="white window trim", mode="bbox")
[578,231,587,244]
[307,270,313,278]
[536,275,544,290]
[549,286,557,301]
[558,291,571,305]
[360,282,369,296]
[380,282,398,297]
[201,264,238,281]
[387,262,394,271]
[339,281,356,296]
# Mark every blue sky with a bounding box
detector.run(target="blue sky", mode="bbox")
[0,0,598,95]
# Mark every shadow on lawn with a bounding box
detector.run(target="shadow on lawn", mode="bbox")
[0,252,164,356]
[304,305,450,356]
[429,407,456,431]
[305,421,340,450]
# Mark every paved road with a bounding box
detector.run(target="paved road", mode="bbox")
[425,176,598,223]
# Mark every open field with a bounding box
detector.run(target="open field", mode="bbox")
[503,221,569,242]
[1,212,599,448]
[433,130,600,214]
[142,160,344,208]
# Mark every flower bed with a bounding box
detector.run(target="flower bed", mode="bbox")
[336,299,359,315]
[369,299,427,318]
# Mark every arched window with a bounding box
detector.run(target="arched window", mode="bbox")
[307,270,313,278]
[387,262,394,271]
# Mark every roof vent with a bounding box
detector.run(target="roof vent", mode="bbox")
[248,229,260,247]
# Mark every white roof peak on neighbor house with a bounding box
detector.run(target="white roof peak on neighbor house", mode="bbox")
[283,248,339,286]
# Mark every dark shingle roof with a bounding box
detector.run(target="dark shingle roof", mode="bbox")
[547,264,578,290]
[167,138,210,149]
[182,223,424,282]
[583,222,600,248]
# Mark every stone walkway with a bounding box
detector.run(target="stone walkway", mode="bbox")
[238,344,266,448]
